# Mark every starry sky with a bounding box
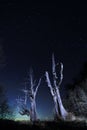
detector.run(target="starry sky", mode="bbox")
[0,1,87,120]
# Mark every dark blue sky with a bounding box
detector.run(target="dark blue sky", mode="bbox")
[0,2,87,120]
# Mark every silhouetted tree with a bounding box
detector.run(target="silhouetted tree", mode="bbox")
[65,62,87,117]
[0,100,11,119]
[0,45,12,119]
[0,86,13,119]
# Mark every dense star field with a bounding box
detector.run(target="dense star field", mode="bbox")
[0,1,87,121]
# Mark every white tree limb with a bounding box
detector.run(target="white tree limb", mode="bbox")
[58,62,63,86]
[52,53,58,80]
[16,67,41,122]
[46,53,69,120]
[35,78,41,97]
[45,71,54,96]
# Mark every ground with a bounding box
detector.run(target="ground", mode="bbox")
[0,119,87,130]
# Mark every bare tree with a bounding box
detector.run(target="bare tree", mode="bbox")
[16,68,41,122]
[45,53,75,120]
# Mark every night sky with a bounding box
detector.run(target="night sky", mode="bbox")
[0,1,87,120]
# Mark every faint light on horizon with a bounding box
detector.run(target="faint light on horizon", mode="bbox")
[14,113,30,121]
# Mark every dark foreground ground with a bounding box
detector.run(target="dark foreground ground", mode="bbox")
[0,119,87,130]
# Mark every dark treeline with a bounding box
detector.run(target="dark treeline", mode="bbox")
[64,62,87,117]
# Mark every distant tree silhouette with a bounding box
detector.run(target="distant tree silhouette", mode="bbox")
[0,100,11,119]
[0,86,13,119]
[65,62,87,117]
[0,45,12,119]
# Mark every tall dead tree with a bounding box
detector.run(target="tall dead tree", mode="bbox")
[28,68,41,121]
[45,53,74,120]
[16,68,41,122]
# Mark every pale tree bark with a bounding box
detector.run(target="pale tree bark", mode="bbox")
[45,72,59,116]
[16,68,41,122]
[29,69,41,121]
[45,53,68,120]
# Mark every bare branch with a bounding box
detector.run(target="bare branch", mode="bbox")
[19,106,30,116]
[52,53,58,80]
[29,68,35,95]
[33,80,36,87]
[52,54,63,88]
[30,73,33,89]
[16,96,24,104]
[45,71,55,96]
[58,62,63,86]
[45,71,52,88]
[52,53,58,88]
[20,87,29,105]
[35,78,41,96]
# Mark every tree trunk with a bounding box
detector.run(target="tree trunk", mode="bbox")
[56,87,68,120]
[52,94,59,116]
[30,99,37,121]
